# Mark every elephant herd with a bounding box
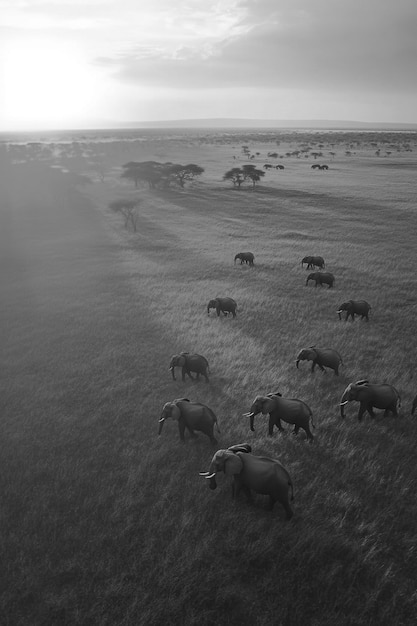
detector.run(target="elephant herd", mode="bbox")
[158,251,413,520]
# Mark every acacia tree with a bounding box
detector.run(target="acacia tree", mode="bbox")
[121,161,204,189]
[109,198,141,231]
[223,167,246,188]
[223,165,265,189]
[167,163,204,188]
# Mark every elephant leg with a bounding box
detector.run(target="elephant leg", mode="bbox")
[333,366,339,376]
[318,363,326,372]
[178,421,187,441]
[241,485,253,503]
[186,425,198,438]
[304,426,314,441]
[232,310,236,318]
[282,501,294,520]
[203,372,209,383]
[311,362,316,372]
[183,367,194,381]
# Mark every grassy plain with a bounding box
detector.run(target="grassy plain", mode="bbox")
[1,129,417,625]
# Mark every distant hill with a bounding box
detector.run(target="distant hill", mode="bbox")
[112,118,417,131]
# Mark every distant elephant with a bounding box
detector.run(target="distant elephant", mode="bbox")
[311,164,321,170]
[234,252,255,266]
[169,352,210,383]
[411,395,417,415]
[199,445,294,518]
[207,297,237,317]
[159,398,220,443]
[340,380,401,420]
[338,300,371,321]
[296,347,343,376]
[301,256,325,270]
[306,272,335,288]
[276,164,285,170]
[318,164,329,170]
[244,393,315,441]
[263,164,273,169]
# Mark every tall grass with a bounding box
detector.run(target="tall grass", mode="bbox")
[1,137,417,625]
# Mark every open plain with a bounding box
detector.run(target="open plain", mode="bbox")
[1,129,417,625]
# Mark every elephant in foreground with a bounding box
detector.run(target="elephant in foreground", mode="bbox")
[411,395,417,415]
[306,272,334,288]
[207,297,237,317]
[338,300,371,321]
[169,352,209,383]
[244,393,315,441]
[296,347,343,376]
[301,255,325,270]
[159,398,220,443]
[340,380,401,420]
[234,252,255,266]
[199,444,294,519]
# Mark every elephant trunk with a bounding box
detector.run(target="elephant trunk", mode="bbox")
[169,366,176,380]
[295,359,300,369]
[199,471,217,490]
[158,417,165,435]
[340,399,349,418]
[249,412,255,431]
[337,310,343,320]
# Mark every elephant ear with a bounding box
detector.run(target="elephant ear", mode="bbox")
[223,451,244,476]
[169,403,181,420]
[174,398,190,403]
[261,396,276,414]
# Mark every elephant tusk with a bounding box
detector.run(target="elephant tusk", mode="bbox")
[199,471,211,476]
[205,473,216,479]
[158,417,165,422]
[337,310,343,313]
[242,412,254,417]
[339,401,349,406]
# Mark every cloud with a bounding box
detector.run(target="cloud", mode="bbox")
[99,0,417,94]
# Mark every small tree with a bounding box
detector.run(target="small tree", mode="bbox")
[109,199,141,231]
[223,165,265,189]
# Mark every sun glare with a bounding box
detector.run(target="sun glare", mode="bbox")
[3,38,101,129]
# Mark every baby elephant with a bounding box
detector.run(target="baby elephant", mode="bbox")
[234,252,254,266]
[306,272,335,288]
[199,444,294,519]
[296,347,343,376]
[169,352,210,383]
[207,297,237,318]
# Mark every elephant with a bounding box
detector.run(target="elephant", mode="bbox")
[169,352,210,383]
[276,164,285,170]
[306,272,334,288]
[295,347,343,376]
[243,393,315,441]
[411,395,417,415]
[207,297,237,318]
[159,398,220,443]
[301,256,325,270]
[311,164,321,169]
[318,164,329,170]
[234,252,255,266]
[339,380,401,420]
[199,445,294,518]
[338,300,371,321]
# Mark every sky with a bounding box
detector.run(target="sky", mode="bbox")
[1,0,417,130]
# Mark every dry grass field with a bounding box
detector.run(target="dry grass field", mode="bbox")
[1,129,417,625]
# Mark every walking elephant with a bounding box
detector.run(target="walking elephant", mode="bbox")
[338,300,371,321]
[301,256,325,270]
[207,297,237,317]
[243,393,315,441]
[159,398,220,443]
[199,445,294,519]
[306,272,334,288]
[296,347,343,376]
[169,352,210,383]
[339,380,401,420]
[234,252,255,266]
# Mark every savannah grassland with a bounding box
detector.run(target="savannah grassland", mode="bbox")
[1,129,417,625]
